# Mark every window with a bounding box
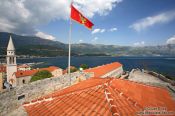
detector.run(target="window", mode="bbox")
[22,79,25,84]
[12,57,14,64]
[9,57,12,64]
[18,95,25,100]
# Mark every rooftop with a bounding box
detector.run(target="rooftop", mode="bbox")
[84,62,122,77]
[7,36,15,51]
[23,78,175,116]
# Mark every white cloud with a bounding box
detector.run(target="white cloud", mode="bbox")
[100,29,106,33]
[133,41,145,47]
[0,0,70,34]
[92,27,118,34]
[92,37,99,42]
[92,29,101,34]
[92,28,106,34]
[0,0,121,35]
[130,11,175,32]
[74,0,122,18]
[166,35,175,44]
[78,39,83,43]
[109,27,117,32]
[35,31,56,40]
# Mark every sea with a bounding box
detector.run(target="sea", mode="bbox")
[17,56,175,77]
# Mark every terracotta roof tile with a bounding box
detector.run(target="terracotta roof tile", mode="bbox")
[83,62,122,77]
[15,70,38,78]
[23,78,175,116]
[111,79,175,111]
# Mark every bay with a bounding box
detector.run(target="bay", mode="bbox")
[17,56,175,77]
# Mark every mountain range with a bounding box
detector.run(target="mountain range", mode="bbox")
[0,32,175,57]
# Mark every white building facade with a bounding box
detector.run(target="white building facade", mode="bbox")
[101,66,123,78]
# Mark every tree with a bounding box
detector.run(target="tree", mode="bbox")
[30,70,52,82]
[70,67,78,73]
[80,64,88,70]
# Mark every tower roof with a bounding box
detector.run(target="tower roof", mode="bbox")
[7,36,15,51]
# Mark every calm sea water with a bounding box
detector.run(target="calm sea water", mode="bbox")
[17,56,175,77]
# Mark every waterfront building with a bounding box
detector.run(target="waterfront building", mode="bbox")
[84,62,123,78]
[17,64,31,71]
[13,66,63,86]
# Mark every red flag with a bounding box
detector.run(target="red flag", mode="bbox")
[70,5,94,29]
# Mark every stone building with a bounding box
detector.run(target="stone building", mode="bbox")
[12,66,63,86]
[84,62,123,78]
[6,36,17,87]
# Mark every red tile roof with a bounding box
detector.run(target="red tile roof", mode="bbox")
[15,66,60,78]
[23,78,175,116]
[0,65,6,73]
[84,62,122,77]
[15,70,38,78]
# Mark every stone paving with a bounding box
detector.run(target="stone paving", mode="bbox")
[128,69,168,86]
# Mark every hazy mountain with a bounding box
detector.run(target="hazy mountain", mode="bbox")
[72,43,175,56]
[0,32,175,57]
[0,32,70,57]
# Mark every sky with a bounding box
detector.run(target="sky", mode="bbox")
[0,0,175,46]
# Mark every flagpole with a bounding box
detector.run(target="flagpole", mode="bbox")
[68,3,72,85]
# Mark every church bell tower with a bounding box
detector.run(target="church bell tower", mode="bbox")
[6,36,17,86]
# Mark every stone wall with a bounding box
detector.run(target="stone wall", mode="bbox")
[0,72,93,115]
[145,70,175,84]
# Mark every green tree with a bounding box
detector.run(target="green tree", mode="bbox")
[70,67,78,73]
[30,70,52,82]
[80,64,88,70]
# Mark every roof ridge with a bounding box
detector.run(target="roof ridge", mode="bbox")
[103,80,143,115]
[104,84,119,116]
